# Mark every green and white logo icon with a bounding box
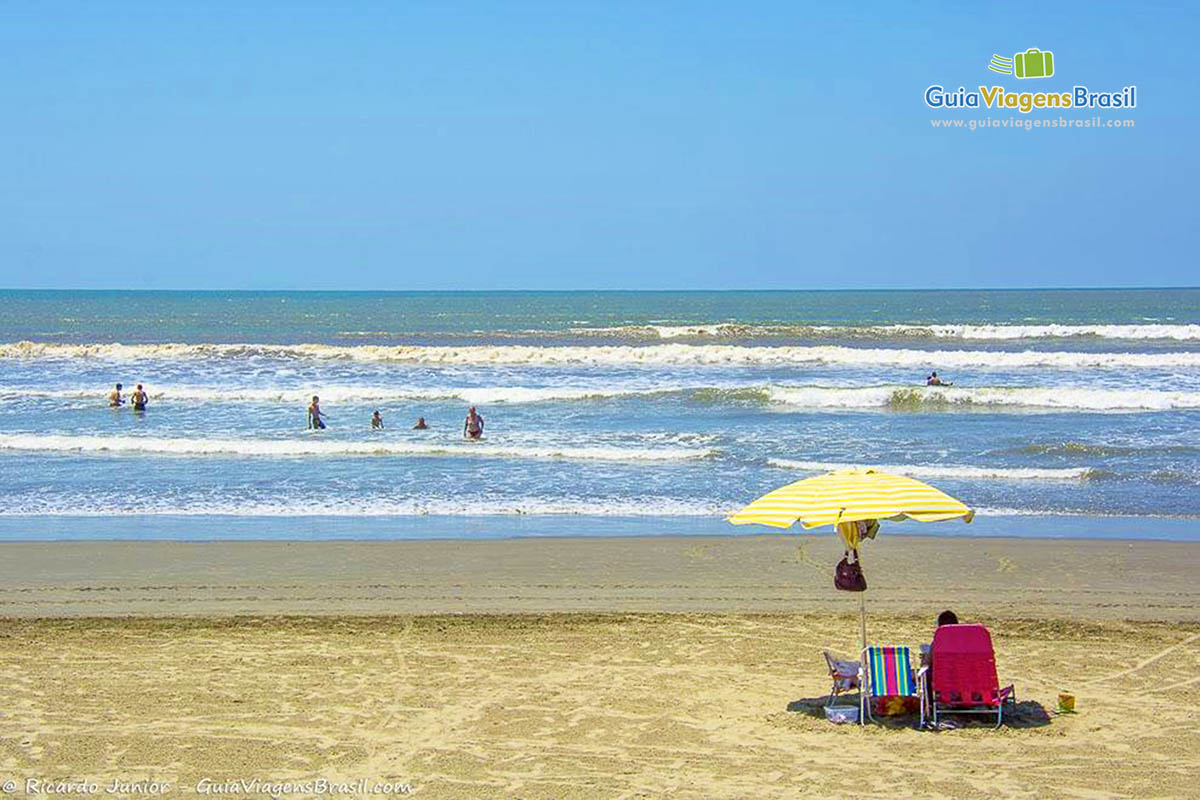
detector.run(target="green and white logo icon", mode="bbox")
[988,48,1055,79]
[989,54,1014,74]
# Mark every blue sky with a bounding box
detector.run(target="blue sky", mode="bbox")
[0,1,1195,289]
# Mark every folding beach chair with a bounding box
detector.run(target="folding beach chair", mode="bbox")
[823,650,861,707]
[919,624,1015,729]
[859,645,919,724]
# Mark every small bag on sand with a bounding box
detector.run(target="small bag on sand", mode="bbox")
[835,549,867,592]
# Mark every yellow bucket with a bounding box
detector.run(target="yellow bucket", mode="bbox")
[1058,692,1076,713]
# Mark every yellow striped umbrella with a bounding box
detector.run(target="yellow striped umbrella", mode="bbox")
[727,467,974,529]
[727,467,973,654]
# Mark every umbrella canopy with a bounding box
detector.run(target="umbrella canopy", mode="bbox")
[727,467,974,530]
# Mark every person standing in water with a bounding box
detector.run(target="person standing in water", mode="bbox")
[108,383,124,407]
[131,384,149,412]
[307,395,328,429]
[412,416,428,430]
[371,410,384,429]
[463,406,484,440]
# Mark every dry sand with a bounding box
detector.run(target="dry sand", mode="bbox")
[0,535,1197,799]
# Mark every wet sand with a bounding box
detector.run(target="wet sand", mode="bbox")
[1,535,1196,620]
[0,535,1197,798]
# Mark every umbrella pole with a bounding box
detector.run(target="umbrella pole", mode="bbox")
[859,592,867,651]
[857,542,867,650]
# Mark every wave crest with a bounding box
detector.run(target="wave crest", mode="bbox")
[767,459,1103,481]
[0,433,716,463]
[0,495,730,517]
[570,323,1200,341]
[13,382,1200,412]
[769,385,1200,412]
[6,340,1200,369]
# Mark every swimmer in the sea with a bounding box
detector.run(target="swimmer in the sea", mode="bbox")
[371,410,384,429]
[131,384,148,412]
[463,406,484,440]
[926,371,952,386]
[307,395,328,429]
[413,416,428,430]
[108,383,124,407]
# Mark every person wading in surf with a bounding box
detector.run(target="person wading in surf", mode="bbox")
[307,395,328,429]
[463,406,484,440]
[131,384,148,412]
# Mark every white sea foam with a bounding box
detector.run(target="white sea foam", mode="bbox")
[763,385,1200,411]
[0,433,716,462]
[570,324,744,339]
[767,459,1100,481]
[900,323,1200,341]
[10,385,646,405]
[967,507,1200,519]
[13,382,1200,412]
[646,324,742,339]
[5,340,1200,369]
[571,323,1200,341]
[2,496,1187,520]
[0,495,730,517]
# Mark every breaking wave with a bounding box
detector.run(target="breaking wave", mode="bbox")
[1011,442,1200,457]
[5,340,1200,369]
[2,493,1189,519]
[13,383,1200,412]
[0,493,1192,519]
[0,433,716,463]
[0,495,731,517]
[966,507,1200,519]
[766,459,1104,481]
[9,385,647,406]
[763,385,1200,412]
[879,323,1200,341]
[568,323,1200,341]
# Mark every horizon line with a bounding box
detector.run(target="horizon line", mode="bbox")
[1,286,1198,293]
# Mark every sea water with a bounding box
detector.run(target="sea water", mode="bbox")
[0,289,1197,541]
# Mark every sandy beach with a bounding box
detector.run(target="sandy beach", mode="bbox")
[1,535,1198,799]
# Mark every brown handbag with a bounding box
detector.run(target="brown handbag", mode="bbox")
[835,549,867,592]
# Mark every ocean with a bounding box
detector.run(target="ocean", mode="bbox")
[1,288,1198,541]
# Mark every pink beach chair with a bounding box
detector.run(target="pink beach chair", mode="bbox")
[919,624,1015,729]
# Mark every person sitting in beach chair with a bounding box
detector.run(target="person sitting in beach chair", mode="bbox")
[919,609,959,668]
[860,645,920,724]
[823,651,861,707]
[918,623,1015,729]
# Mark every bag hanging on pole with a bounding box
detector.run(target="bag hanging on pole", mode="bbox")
[835,548,867,592]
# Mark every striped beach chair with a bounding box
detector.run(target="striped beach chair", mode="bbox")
[859,645,919,724]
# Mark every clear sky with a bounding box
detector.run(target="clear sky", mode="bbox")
[1,1,1195,289]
